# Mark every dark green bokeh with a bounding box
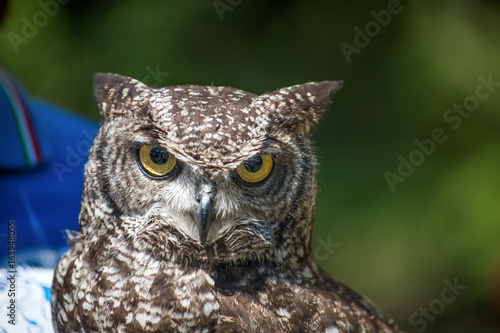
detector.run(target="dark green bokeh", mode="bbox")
[1,0,499,331]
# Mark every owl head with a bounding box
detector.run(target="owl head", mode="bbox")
[80,73,342,266]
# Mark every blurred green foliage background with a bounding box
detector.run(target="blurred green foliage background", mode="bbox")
[1,0,499,331]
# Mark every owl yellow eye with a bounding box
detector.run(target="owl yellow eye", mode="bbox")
[237,154,273,183]
[138,144,178,177]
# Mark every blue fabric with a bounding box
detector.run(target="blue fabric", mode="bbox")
[0,97,99,266]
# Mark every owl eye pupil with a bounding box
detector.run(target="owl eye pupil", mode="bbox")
[149,147,169,165]
[236,154,273,184]
[138,144,178,178]
[243,155,263,173]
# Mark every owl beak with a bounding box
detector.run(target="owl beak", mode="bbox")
[196,188,215,245]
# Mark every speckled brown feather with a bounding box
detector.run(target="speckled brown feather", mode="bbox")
[51,73,399,333]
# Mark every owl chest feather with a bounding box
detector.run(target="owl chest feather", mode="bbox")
[53,239,222,332]
[52,238,397,333]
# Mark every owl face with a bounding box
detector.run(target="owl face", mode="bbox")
[84,74,342,264]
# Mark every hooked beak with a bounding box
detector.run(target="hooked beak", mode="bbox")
[196,186,215,245]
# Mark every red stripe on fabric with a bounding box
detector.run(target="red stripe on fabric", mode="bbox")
[7,75,42,164]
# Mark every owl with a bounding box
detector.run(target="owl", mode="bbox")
[51,73,400,332]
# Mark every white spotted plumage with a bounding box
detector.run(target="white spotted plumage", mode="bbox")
[51,73,399,332]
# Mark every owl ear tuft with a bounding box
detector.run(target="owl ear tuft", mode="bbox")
[93,73,147,119]
[261,80,343,133]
